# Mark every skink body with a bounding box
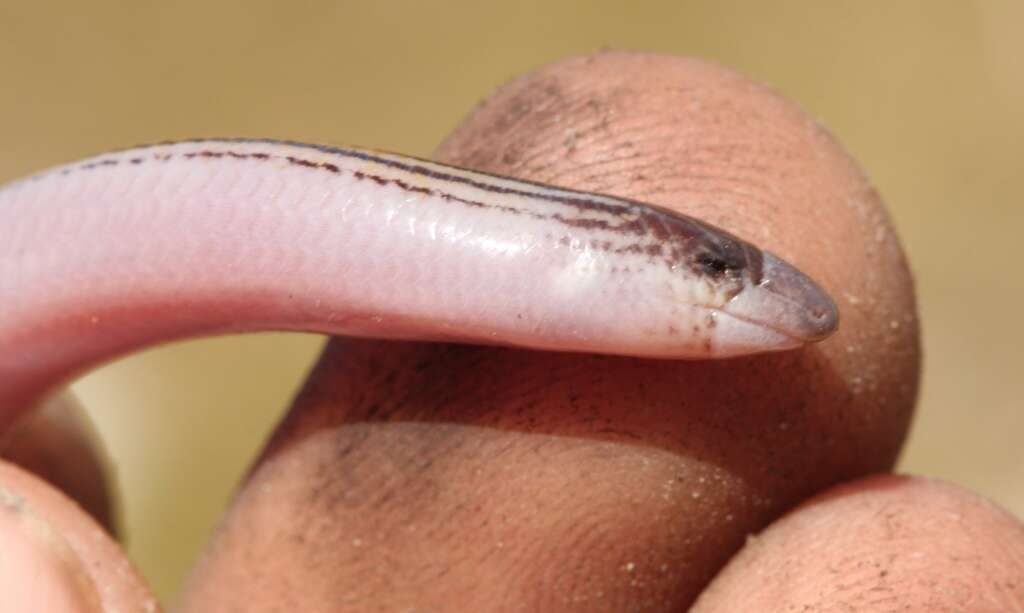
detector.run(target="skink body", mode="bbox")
[0,139,838,421]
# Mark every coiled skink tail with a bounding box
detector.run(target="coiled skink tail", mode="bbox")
[0,139,838,422]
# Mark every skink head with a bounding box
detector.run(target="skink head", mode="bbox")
[644,206,838,356]
[710,248,839,355]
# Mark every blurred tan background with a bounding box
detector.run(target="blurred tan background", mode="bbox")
[1,0,1021,603]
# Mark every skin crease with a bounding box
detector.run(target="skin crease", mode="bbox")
[1,51,1021,611]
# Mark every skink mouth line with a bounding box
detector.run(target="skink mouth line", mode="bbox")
[703,306,804,344]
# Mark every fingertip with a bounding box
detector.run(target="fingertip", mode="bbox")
[692,475,1024,611]
[0,487,102,612]
[0,463,157,612]
[1,393,116,534]
[438,51,920,604]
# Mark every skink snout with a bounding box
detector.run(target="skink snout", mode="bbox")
[756,251,839,342]
[710,249,838,356]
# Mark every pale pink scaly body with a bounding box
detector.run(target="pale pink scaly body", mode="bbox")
[0,139,838,423]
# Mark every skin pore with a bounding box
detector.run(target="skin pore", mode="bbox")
[2,52,1022,612]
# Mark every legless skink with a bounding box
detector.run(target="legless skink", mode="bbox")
[0,139,838,423]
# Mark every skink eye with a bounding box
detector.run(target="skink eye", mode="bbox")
[696,252,733,278]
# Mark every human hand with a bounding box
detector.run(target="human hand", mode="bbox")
[2,52,1022,612]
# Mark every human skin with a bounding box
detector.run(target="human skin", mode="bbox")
[1,52,1022,611]
[0,394,114,534]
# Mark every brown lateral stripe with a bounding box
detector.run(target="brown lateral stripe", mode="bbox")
[182,139,731,249]
[28,139,741,272]
[58,144,661,238]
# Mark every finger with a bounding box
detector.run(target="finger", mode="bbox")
[0,499,100,613]
[181,52,919,611]
[692,475,1024,611]
[0,462,156,612]
[1,393,116,534]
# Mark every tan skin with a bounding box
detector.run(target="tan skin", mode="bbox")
[2,52,1022,612]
